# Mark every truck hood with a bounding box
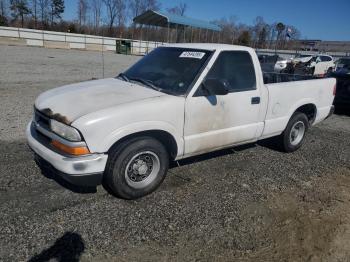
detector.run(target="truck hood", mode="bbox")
[35,78,165,124]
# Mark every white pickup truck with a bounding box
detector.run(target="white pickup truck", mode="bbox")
[27,44,336,199]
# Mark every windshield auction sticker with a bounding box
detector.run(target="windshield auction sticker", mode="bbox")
[179,52,206,59]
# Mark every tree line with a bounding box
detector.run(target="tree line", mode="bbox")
[0,0,301,50]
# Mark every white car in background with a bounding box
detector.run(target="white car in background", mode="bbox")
[293,54,335,76]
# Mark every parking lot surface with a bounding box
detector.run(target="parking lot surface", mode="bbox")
[1,45,350,261]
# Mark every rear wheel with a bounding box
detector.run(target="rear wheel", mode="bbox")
[104,137,169,199]
[278,112,309,152]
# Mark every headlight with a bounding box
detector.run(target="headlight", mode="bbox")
[50,119,82,142]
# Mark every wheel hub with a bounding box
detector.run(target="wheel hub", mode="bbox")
[125,152,159,186]
[289,121,305,146]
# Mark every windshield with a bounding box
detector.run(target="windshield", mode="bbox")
[295,54,313,58]
[121,47,213,95]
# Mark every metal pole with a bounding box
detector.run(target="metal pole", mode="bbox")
[175,24,178,43]
[190,27,193,43]
[167,23,170,43]
[205,29,208,43]
[131,23,135,40]
[139,24,142,55]
[183,26,186,42]
[146,25,150,54]
[101,26,104,78]
[211,30,214,43]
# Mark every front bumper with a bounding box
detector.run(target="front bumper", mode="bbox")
[26,122,108,186]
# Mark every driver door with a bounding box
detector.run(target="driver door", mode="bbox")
[183,51,264,156]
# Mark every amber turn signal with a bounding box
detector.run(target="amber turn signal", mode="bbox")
[51,140,90,156]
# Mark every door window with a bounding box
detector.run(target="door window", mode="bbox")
[205,51,256,93]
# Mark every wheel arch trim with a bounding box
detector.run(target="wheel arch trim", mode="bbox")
[100,121,184,159]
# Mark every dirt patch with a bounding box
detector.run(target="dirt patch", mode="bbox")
[246,167,350,261]
[80,168,350,262]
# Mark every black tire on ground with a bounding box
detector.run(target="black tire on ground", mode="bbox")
[278,112,309,153]
[104,137,169,199]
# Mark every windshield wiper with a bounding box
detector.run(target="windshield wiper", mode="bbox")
[117,73,130,82]
[129,77,163,92]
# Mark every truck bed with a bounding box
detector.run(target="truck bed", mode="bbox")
[263,72,319,84]
[261,77,336,138]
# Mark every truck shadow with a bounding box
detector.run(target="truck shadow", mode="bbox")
[170,143,256,168]
[257,137,285,152]
[28,232,85,262]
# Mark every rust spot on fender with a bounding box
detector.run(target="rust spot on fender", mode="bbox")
[41,108,71,125]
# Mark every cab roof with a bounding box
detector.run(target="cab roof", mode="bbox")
[164,43,255,53]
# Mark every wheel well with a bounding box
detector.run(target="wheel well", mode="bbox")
[108,130,178,160]
[294,104,317,124]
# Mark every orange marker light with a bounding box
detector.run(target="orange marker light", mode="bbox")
[51,140,90,156]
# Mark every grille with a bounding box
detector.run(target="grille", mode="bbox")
[34,109,50,130]
[33,109,53,143]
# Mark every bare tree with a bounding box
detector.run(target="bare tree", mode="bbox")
[128,0,141,18]
[115,0,125,28]
[215,16,237,44]
[103,0,117,33]
[30,0,37,27]
[0,0,8,17]
[103,0,125,34]
[252,16,270,48]
[90,0,101,30]
[129,0,160,17]
[38,0,49,27]
[50,0,64,25]
[0,0,8,25]
[167,2,186,16]
[10,0,31,27]
[77,0,88,27]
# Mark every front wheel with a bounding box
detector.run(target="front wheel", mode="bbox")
[278,112,309,153]
[104,137,169,199]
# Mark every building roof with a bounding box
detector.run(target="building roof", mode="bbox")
[133,10,221,32]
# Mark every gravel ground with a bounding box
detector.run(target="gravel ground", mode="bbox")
[1,45,350,262]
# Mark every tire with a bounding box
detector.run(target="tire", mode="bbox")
[278,112,309,153]
[104,137,169,199]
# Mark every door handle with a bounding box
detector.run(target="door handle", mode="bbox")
[251,97,260,104]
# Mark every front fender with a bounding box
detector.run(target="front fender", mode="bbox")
[100,121,184,157]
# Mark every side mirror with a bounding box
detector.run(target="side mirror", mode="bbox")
[202,78,229,96]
